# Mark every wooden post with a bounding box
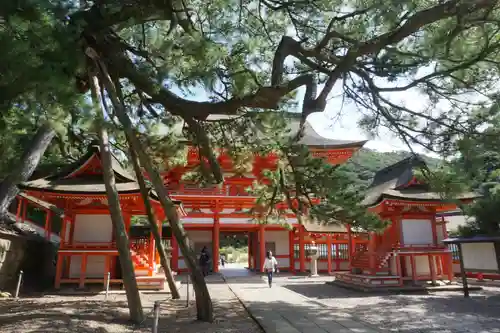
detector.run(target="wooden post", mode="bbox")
[16,198,22,221]
[410,254,417,284]
[326,234,332,274]
[213,215,220,273]
[289,230,294,272]
[22,199,27,222]
[55,253,63,289]
[104,255,111,287]
[79,254,88,289]
[156,218,162,266]
[457,243,469,297]
[248,232,252,269]
[435,255,442,277]
[253,231,258,270]
[368,232,376,274]
[431,216,438,246]
[299,226,306,273]
[428,254,437,285]
[44,210,51,241]
[347,225,353,269]
[259,225,265,273]
[395,252,403,286]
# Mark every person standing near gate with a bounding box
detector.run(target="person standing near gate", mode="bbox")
[199,246,211,277]
[263,251,278,287]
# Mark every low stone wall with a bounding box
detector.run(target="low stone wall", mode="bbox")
[0,230,26,291]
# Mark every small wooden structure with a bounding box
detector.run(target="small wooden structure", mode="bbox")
[18,142,186,290]
[335,156,479,288]
[443,235,500,297]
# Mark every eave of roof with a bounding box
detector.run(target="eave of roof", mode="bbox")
[175,112,367,150]
[443,235,500,244]
[17,192,64,216]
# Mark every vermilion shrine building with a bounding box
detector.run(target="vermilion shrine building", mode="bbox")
[12,118,478,290]
[17,144,185,290]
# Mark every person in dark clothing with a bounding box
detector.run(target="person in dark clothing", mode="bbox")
[199,246,211,277]
[220,254,226,268]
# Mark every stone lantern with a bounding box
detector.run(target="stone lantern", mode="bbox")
[306,242,319,277]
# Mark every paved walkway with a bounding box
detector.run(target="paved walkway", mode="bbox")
[223,273,381,333]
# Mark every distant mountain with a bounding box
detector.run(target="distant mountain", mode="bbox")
[338,148,441,188]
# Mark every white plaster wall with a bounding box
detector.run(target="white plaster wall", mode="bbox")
[178,230,213,269]
[404,256,431,277]
[462,243,499,271]
[73,214,113,243]
[69,214,113,278]
[401,219,433,245]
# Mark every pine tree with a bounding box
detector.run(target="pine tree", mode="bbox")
[2,0,500,323]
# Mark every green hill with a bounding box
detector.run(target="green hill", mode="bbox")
[339,148,441,188]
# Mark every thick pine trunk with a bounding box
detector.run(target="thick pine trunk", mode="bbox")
[94,61,213,322]
[0,123,56,220]
[128,143,181,299]
[98,123,144,323]
[88,73,144,324]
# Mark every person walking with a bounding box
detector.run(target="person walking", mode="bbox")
[263,251,278,287]
[199,246,211,277]
[220,253,226,268]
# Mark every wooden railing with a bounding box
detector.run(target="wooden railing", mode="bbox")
[60,241,117,249]
[165,183,255,197]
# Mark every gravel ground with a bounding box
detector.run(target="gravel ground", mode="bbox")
[0,280,262,333]
[283,280,500,332]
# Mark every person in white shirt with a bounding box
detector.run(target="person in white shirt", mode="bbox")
[263,251,279,287]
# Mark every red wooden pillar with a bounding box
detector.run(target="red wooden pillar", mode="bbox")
[248,233,252,269]
[44,210,52,241]
[22,199,27,222]
[299,225,306,273]
[289,230,294,272]
[429,254,437,284]
[347,225,353,268]
[259,225,266,272]
[253,232,258,270]
[435,255,442,277]
[213,215,220,273]
[16,198,22,221]
[368,232,376,274]
[79,254,88,289]
[54,253,63,289]
[431,215,438,246]
[326,234,332,274]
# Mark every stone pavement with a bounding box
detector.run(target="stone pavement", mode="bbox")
[223,273,381,333]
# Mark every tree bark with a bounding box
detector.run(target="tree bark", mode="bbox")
[0,123,56,220]
[98,123,145,323]
[88,73,144,324]
[91,55,213,322]
[128,142,181,299]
